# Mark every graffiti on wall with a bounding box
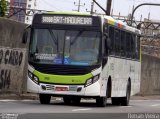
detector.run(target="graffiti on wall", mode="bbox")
[0,47,25,90]
[0,49,23,66]
[0,69,11,89]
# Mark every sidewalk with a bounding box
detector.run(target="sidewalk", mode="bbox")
[131,95,160,100]
[0,93,38,100]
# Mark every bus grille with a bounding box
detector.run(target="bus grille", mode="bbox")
[46,84,55,90]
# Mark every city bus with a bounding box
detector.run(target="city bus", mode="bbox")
[22,12,141,107]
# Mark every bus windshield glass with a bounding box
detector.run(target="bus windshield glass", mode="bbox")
[29,29,101,66]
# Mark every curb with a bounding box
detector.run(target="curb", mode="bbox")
[0,93,38,100]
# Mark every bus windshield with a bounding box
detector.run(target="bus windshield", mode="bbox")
[29,29,101,66]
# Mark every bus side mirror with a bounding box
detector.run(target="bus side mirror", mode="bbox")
[22,25,31,44]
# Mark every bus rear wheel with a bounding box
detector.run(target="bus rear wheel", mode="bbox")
[112,97,121,105]
[39,94,51,104]
[121,81,131,106]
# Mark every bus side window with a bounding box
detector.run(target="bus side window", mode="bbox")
[135,36,140,60]
[115,28,120,56]
[126,32,131,58]
[103,24,108,56]
[131,34,136,59]
[108,26,115,55]
[120,30,126,57]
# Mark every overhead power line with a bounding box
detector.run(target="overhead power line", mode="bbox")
[50,0,74,4]
[41,0,62,11]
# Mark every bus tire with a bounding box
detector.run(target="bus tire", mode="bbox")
[39,94,51,104]
[111,97,121,105]
[72,97,81,105]
[121,81,131,106]
[63,97,71,104]
[96,79,109,107]
[96,97,107,107]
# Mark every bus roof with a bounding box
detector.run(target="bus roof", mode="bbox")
[41,11,91,16]
[103,15,141,34]
[33,12,141,34]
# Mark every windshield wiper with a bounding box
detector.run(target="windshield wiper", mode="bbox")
[71,30,84,45]
[48,29,59,52]
[48,29,58,45]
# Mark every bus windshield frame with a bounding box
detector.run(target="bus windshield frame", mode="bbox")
[29,27,102,67]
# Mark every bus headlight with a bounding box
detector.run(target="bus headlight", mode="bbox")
[28,71,39,85]
[85,78,92,87]
[93,75,99,83]
[85,74,100,87]
[28,71,33,79]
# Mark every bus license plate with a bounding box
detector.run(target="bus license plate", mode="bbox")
[69,86,77,91]
[55,87,68,91]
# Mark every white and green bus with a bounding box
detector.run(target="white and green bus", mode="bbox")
[23,12,141,107]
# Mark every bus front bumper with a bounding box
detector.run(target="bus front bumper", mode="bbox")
[27,77,101,97]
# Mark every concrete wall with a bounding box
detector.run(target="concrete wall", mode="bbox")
[0,18,27,93]
[0,18,160,95]
[140,54,160,95]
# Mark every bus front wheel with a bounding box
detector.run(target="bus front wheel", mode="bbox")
[72,97,81,105]
[63,97,72,104]
[39,94,51,104]
[96,97,107,107]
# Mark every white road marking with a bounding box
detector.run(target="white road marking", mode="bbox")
[22,100,35,101]
[0,99,34,102]
[72,108,92,112]
[119,106,133,108]
[132,100,160,102]
[151,104,160,107]
[0,100,17,102]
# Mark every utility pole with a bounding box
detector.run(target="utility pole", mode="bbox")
[91,2,94,14]
[106,0,112,15]
[86,2,96,14]
[73,0,85,12]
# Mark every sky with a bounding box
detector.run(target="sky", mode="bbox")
[36,0,160,21]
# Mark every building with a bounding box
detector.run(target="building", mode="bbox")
[8,0,36,24]
[25,0,36,24]
[9,0,27,23]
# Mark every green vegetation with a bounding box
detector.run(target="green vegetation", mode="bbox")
[0,0,8,17]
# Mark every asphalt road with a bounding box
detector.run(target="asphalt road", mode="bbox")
[0,98,160,119]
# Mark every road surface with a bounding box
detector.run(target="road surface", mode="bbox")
[0,98,159,119]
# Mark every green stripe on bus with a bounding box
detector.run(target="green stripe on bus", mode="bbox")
[33,70,93,84]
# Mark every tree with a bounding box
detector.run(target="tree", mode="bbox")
[0,0,8,17]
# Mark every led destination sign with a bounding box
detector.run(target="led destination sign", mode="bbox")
[42,16,93,25]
